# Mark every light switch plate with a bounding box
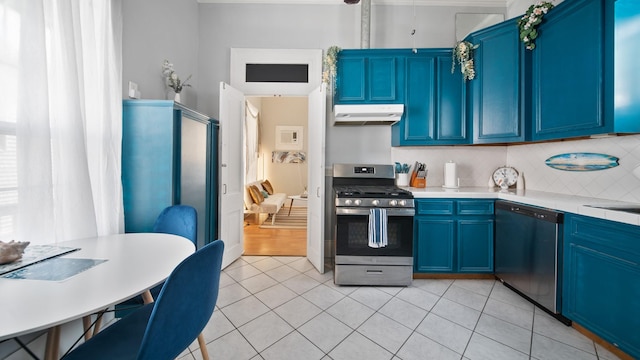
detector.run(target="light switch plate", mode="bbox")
[128,81,140,99]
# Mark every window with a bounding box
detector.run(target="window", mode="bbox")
[0,3,19,241]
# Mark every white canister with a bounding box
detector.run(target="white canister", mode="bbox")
[443,161,459,188]
[396,173,410,187]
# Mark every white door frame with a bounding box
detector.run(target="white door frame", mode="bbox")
[230,48,326,272]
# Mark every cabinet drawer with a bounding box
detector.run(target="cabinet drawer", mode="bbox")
[416,200,454,215]
[457,200,494,215]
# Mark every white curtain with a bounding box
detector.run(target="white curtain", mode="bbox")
[244,100,260,184]
[0,0,123,244]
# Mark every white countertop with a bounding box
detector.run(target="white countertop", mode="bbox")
[406,186,640,226]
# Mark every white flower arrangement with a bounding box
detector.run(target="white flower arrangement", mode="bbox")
[518,1,554,50]
[452,40,479,81]
[322,46,341,90]
[162,60,191,93]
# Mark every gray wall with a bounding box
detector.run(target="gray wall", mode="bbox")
[194,3,504,166]
[122,0,200,109]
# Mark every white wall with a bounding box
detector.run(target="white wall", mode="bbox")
[260,97,309,197]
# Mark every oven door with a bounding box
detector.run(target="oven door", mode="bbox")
[335,207,414,257]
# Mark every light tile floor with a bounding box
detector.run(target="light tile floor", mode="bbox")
[177,256,623,360]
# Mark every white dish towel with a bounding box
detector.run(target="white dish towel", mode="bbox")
[368,208,388,248]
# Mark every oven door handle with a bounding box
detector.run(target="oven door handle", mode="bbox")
[336,207,415,216]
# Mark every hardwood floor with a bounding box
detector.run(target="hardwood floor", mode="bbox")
[243,212,307,256]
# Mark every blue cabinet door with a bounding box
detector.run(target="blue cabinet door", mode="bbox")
[437,55,467,143]
[458,219,494,272]
[531,0,607,141]
[122,101,177,234]
[394,54,436,145]
[415,217,455,272]
[563,214,640,359]
[470,18,527,144]
[369,57,398,101]
[336,56,366,102]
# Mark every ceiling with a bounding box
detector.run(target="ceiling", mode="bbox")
[196,0,512,7]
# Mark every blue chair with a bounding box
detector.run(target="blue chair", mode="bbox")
[117,205,198,310]
[147,205,198,300]
[64,239,224,360]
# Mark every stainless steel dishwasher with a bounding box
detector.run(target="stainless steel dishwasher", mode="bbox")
[495,200,570,325]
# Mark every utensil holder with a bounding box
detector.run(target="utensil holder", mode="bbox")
[396,173,409,187]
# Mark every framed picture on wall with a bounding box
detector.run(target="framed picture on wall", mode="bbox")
[272,151,306,163]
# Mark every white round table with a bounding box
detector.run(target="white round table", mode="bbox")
[0,233,195,356]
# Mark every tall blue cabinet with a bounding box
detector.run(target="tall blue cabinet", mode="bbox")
[122,100,219,249]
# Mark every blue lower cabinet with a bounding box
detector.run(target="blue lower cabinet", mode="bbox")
[414,199,494,273]
[563,214,640,359]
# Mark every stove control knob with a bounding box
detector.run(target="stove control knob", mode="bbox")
[372,200,380,206]
[344,199,352,206]
[354,199,362,206]
[398,200,406,207]
[389,199,398,206]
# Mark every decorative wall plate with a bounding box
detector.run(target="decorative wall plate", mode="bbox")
[545,153,619,171]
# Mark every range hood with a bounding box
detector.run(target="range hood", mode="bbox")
[333,104,404,126]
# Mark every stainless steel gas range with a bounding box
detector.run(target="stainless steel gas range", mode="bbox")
[332,164,415,286]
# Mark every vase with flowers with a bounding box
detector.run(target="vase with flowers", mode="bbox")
[452,40,479,81]
[518,1,554,50]
[162,60,191,102]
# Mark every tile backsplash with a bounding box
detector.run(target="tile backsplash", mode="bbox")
[392,134,640,203]
[506,134,640,203]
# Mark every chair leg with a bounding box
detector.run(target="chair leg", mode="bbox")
[82,316,93,341]
[92,312,104,337]
[141,289,154,304]
[197,333,209,360]
[44,325,60,360]
[82,309,106,340]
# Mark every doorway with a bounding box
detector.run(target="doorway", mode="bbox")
[220,48,325,271]
[242,96,308,256]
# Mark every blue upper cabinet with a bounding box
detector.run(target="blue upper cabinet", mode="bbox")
[469,18,528,144]
[392,49,468,146]
[531,0,640,141]
[335,49,404,104]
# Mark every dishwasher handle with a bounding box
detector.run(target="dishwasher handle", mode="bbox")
[496,201,563,224]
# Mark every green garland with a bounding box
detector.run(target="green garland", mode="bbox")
[518,1,554,50]
[452,41,479,81]
[322,46,341,90]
